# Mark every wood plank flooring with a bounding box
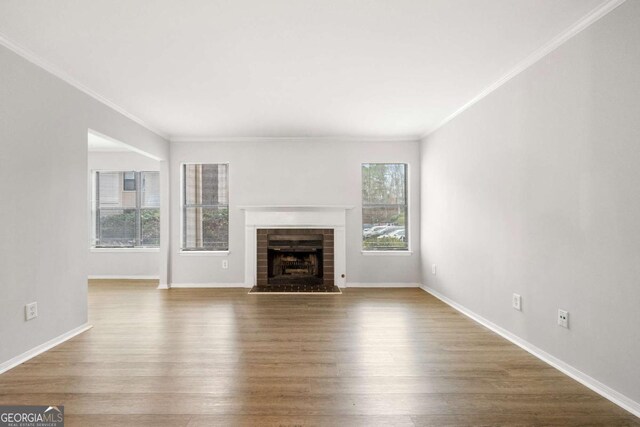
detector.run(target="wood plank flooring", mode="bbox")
[0,281,637,426]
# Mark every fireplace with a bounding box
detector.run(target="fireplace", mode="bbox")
[242,205,349,288]
[256,229,334,287]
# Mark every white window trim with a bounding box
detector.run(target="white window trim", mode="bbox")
[91,247,160,253]
[361,250,413,256]
[179,162,231,252]
[178,250,230,256]
[361,162,411,254]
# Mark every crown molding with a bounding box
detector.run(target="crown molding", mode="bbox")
[169,135,421,143]
[2,0,625,144]
[420,0,628,140]
[0,32,168,140]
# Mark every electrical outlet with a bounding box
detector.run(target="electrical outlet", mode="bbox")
[222,259,228,269]
[512,293,522,311]
[558,309,569,328]
[431,264,437,275]
[25,302,38,321]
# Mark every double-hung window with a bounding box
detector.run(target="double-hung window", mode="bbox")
[181,164,229,252]
[362,163,408,251]
[93,171,160,248]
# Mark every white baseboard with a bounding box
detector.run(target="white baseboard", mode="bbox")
[88,275,159,280]
[420,285,640,418]
[169,282,420,289]
[170,283,251,288]
[346,282,421,288]
[157,283,170,290]
[0,323,93,375]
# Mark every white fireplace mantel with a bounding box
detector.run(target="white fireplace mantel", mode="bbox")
[242,205,352,288]
[239,205,354,211]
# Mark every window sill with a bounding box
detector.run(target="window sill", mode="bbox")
[361,250,413,256]
[90,247,160,253]
[178,250,230,256]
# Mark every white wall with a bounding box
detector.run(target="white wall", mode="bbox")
[87,151,160,279]
[170,139,420,286]
[0,45,168,367]
[421,1,640,408]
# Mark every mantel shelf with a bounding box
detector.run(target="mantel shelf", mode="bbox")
[238,205,354,211]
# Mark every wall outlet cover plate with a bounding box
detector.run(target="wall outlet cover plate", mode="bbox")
[512,293,522,311]
[558,309,569,328]
[25,302,38,321]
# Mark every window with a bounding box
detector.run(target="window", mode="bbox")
[93,171,160,248]
[181,164,229,251]
[362,163,408,251]
[123,171,136,191]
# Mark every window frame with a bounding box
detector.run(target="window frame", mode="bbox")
[179,162,230,255]
[92,170,161,250]
[361,162,412,255]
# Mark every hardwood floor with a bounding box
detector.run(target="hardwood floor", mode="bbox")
[0,280,637,426]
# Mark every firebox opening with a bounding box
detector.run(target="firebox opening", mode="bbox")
[267,234,324,285]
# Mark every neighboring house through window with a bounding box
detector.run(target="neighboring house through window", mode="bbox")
[123,171,136,191]
[362,163,408,251]
[93,171,160,248]
[181,163,229,251]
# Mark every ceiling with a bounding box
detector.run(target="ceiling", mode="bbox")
[0,0,609,139]
[87,132,133,152]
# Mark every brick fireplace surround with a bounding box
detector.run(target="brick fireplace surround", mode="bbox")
[256,228,334,287]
